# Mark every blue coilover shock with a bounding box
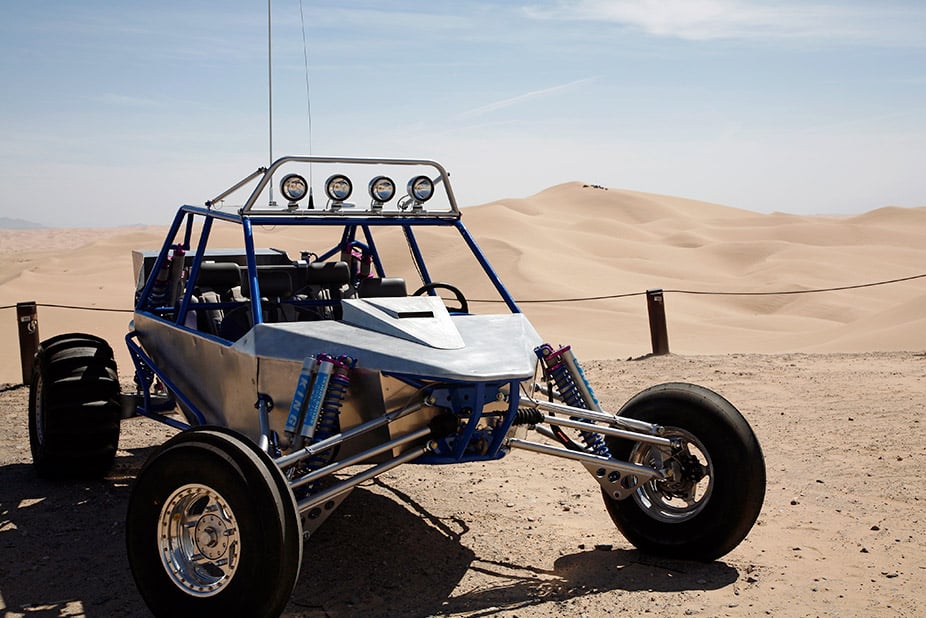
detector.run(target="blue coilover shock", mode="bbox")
[535,344,611,457]
[303,354,355,473]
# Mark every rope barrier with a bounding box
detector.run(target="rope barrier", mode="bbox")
[1,272,924,312]
[664,272,926,297]
[473,272,926,304]
[0,303,134,313]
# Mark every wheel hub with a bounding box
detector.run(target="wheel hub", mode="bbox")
[194,514,230,560]
[158,484,241,597]
[661,449,707,498]
[629,428,714,523]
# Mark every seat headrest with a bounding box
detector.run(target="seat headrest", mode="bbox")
[358,277,407,298]
[196,262,241,290]
[242,269,293,298]
[304,261,350,286]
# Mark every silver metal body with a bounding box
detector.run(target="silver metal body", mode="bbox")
[133,304,541,462]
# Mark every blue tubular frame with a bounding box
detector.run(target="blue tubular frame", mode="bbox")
[454,219,520,313]
[403,225,433,288]
[176,215,214,327]
[134,209,188,312]
[360,225,386,277]
[384,371,524,465]
[134,205,521,330]
[132,204,524,334]
[242,216,264,325]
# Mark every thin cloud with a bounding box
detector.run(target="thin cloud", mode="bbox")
[457,77,598,119]
[527,0,926,45]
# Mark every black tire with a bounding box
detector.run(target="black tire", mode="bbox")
[126,427,302,618]
[603,383,765,562]
[28,333,122,479]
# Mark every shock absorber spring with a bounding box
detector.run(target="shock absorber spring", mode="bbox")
[535,344,611,457]
[303,354,355,473]
[513,407,544,426]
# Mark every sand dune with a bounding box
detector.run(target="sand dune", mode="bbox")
[1,183,924,383]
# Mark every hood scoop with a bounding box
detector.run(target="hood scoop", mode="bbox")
[340,296,465,350]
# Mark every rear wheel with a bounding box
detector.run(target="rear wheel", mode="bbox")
[603,383,765,562]
[126,428,302,618]
[28,333,122,479]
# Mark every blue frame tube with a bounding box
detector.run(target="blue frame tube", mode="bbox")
[360,224,386,277]
[487,379,523,454]
[454,219,521,313]
[241,216,264,325]
[125,332,201,429]
[135,209,188,311]
[403,225,433,287]
[176,216,214,327]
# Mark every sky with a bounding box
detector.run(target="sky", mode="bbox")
[1,0,925,227]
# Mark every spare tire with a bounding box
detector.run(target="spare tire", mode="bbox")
[28,333,122,479]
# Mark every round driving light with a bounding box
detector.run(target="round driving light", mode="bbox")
[368,176,396,203]
[279,174,308,203]
[325,174,353,202]
[407,175,434,203]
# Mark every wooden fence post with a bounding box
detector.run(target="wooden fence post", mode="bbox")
[16,301,39,384]
[646,289,670,356]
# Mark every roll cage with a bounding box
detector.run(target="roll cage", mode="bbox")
[133,156,521,336]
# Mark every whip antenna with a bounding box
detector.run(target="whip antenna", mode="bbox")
[298,0,315,209]
[267,0,277,206]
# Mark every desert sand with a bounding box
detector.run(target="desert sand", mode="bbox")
[1,184,924,616]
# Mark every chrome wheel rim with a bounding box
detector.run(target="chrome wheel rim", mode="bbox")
[158,483,241,597]
[629,427,714,523]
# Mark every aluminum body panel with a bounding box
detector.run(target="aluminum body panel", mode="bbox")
[232,313,541,382]
[134,310,533,451]
[340,297,465,350]
[136,313,416,450]
[133,313,259,436]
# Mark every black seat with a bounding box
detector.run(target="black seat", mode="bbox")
[240,268,293,300]
[242,269,294,323]
[295,262,351,320]
[218,268,294,340]
[192,262,243,335]
[197,262,243,295]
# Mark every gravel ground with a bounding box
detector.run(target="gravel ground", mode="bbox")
[1,352,924,617]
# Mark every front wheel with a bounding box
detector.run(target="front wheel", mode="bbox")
[603,383,765,562]
[126,428,302,617]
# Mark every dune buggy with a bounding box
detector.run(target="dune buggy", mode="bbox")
[28,156,765,617]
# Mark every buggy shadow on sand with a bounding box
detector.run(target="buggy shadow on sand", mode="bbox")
[27,156,765,617]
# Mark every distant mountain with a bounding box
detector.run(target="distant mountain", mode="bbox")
[0,216,45,229]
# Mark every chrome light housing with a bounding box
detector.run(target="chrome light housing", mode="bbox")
[407,175,434,204]
[368,176,396,206]
[325,174,353,203]
[280,174,308,206]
